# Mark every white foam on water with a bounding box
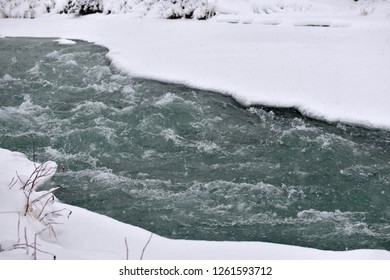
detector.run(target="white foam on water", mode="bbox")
[0,95,44,116]
[122,84,135,94]
[141,149,157,159]
[46,50,60,59]
[190,116,223,130]
[297,209,366,223]
[154,92,182,107]
[340,164,383,178]
[87,81,121,93]
[160,128,185,146]
[1,73,20,82]
[70,100,108,114]
[47,50,89,65]
[45,147,100,168]
[26,62,41,75]
[85,65,111,81]
[160,128,222,154]
[195,140,220,153]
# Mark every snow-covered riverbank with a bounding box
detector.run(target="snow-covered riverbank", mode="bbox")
[1,0,390,128]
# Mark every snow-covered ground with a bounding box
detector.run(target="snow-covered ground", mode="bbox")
[1,148,390,260]
[1,0,390,259]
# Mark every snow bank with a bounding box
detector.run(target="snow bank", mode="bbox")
[1,148,389,259]
[1,1,390,128]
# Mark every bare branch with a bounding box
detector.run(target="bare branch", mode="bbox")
[125,237,129,260]
[3,160,64,260]
[20,162,56,216]
[31,188,59,204]
[33,227,48,260]
[24,227,29,255]
[13,243,56,260]
[8,177,18,189]
[39,208,72,222]
[140,233,153,260]
[36,195,55,221]
[17,212,21,243]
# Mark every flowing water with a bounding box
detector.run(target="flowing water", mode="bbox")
[1,37,389,251]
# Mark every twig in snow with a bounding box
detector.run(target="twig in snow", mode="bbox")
[17,212,21,243]
[24,227,29,255]
[8,176,18,189]
[36,195,55,221]
[39,208,72,222]
[13,243,56,260]
[140,233,153,260]
[15,162,56,216]
[125,237,129,260]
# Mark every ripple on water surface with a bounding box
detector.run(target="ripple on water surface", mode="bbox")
[1,37,390,251]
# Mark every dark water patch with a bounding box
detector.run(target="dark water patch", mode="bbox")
[1,37,390,251]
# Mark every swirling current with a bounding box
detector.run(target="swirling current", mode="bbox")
[0,37,389,251]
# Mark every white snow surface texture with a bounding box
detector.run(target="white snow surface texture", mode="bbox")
[1,0,390,259]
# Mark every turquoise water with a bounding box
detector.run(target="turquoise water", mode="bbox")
[1,37,389,251]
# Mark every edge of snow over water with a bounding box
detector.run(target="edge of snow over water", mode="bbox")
[1,147,390,260]
[1,1,390,129]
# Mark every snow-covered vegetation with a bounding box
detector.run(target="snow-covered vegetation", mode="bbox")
[0,0,215,19]
[1,0,388,19]
[0,149,60,259]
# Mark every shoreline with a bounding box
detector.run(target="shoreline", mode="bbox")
[0,13,389,129]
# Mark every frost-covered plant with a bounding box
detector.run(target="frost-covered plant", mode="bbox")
[0,0,35,18]
[1,161,71,259]
[16,162,56,216]
[156,0,214,19]
[66,0,103,15]
[0,0,215,19]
